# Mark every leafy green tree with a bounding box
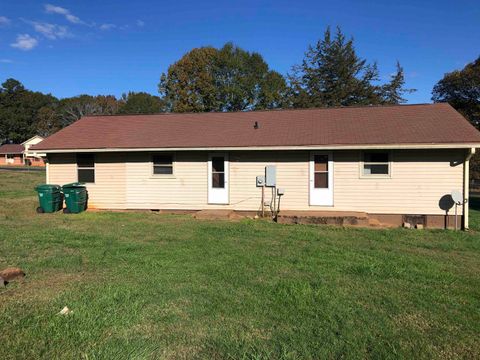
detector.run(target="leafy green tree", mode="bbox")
[432,57,480,129]
[288,27,414,108]
[0,78,57,143]
[159,47,218,112]
[214,43,287,111]
[159,43,287,112]
[381,62,415,104]
[119,92,165,114]
[432,57,480,179]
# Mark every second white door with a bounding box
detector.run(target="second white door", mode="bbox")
[309,151,333,206]
[208,153,229,204]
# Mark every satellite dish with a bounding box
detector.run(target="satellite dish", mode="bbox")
[451,190,463,204]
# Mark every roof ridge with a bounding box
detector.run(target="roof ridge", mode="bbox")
[82,103,441,119]
[32,102,480,151]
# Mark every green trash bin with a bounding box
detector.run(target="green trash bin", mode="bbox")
[34,184,63,213]
[62,182,88,214]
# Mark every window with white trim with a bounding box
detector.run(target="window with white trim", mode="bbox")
[362,152,390,176]
[77,154,95,183]
[152,154,174,175]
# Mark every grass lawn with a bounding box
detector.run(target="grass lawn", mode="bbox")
[1,169,479,359]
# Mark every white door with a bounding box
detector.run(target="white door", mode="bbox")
[208,153,229,204]
[309,151,333,206]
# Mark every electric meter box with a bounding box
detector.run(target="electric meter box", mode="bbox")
[256,175,265,187]
[265,165,276,187]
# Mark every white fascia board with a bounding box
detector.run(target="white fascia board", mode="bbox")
[38,143,480,153]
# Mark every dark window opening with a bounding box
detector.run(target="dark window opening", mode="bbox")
[314,155,329,188]
[212,156,225,188]
[363,152,390,176]
[153,154,174,175]
[77,154,95,183]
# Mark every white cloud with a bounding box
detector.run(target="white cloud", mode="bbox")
[100,23,116,31]
[31,21,70,39]
[0,59,13,63]
[11,34,38,51]
[0,16,11,26]
[45,4,83,24]
[136,20,145,27]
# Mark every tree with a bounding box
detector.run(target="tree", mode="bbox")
[35,106,62,137]
[159,47,218,112]
[432,57,480,180]
[158,43,287,112]
[118,92,165,114]
[288,27,414,108]
[381,62,415,104]
[214,43,287,111]
[0,78,57,143]
[432,57,480,129]
[57,95,120,127]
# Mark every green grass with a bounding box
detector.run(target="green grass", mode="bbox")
[0,169,479,359]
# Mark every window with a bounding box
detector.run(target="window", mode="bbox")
[153,154,174,175]
[314,154,329,188]
[362,152,390,176]
[211,156,225,188]
[77,154,95,183]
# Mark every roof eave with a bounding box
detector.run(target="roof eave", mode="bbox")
[36,143,480,153]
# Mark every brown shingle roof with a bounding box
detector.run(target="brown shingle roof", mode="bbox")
[32,103,480,151]
[0,144,24,154]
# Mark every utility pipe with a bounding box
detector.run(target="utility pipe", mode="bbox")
[464,148,476,230]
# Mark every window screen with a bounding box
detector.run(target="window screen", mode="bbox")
[314,155,329,188]
[363,152,390,176]
[153,154,173,175]
[211,156,225,188]
[77,154,95,183]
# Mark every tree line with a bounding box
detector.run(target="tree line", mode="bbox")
[1,26,478,146]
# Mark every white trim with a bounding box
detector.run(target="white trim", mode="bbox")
[34,143,480,153]
[150,152,176,178]
[21,135,44,146]
[46,159,50,183]
[359,150,392,178]
[464,148,476,230]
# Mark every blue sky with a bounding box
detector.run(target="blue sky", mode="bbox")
[0,0,478,103]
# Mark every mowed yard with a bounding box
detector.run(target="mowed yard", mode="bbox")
[0,170,479,359]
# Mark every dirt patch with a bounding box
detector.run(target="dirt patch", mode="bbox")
[193,210,246,221]
[0,271,93,305]
[394,312,431,332]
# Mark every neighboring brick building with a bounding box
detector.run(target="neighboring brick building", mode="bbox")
[0,135,46,166]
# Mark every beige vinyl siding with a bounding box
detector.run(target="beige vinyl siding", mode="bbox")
[125,152,207,209]
[48,153,76,184]
[333,149,464,215]
[124,151,309,211]
[48,153,126,209]
[48,149,465,215]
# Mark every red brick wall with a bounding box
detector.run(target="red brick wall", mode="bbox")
[0,154,24,165]
[25,157,45,167]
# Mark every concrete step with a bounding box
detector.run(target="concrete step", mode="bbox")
[276,211,369,227]
[192,209,244,221]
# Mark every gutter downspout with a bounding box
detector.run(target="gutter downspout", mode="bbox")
[464,148,476,230]
[45,156,50,184]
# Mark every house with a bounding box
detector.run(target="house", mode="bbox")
[0,144,25,165]
[31,103,480,229]
[0,135,46,166]
[22,135,46,166]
